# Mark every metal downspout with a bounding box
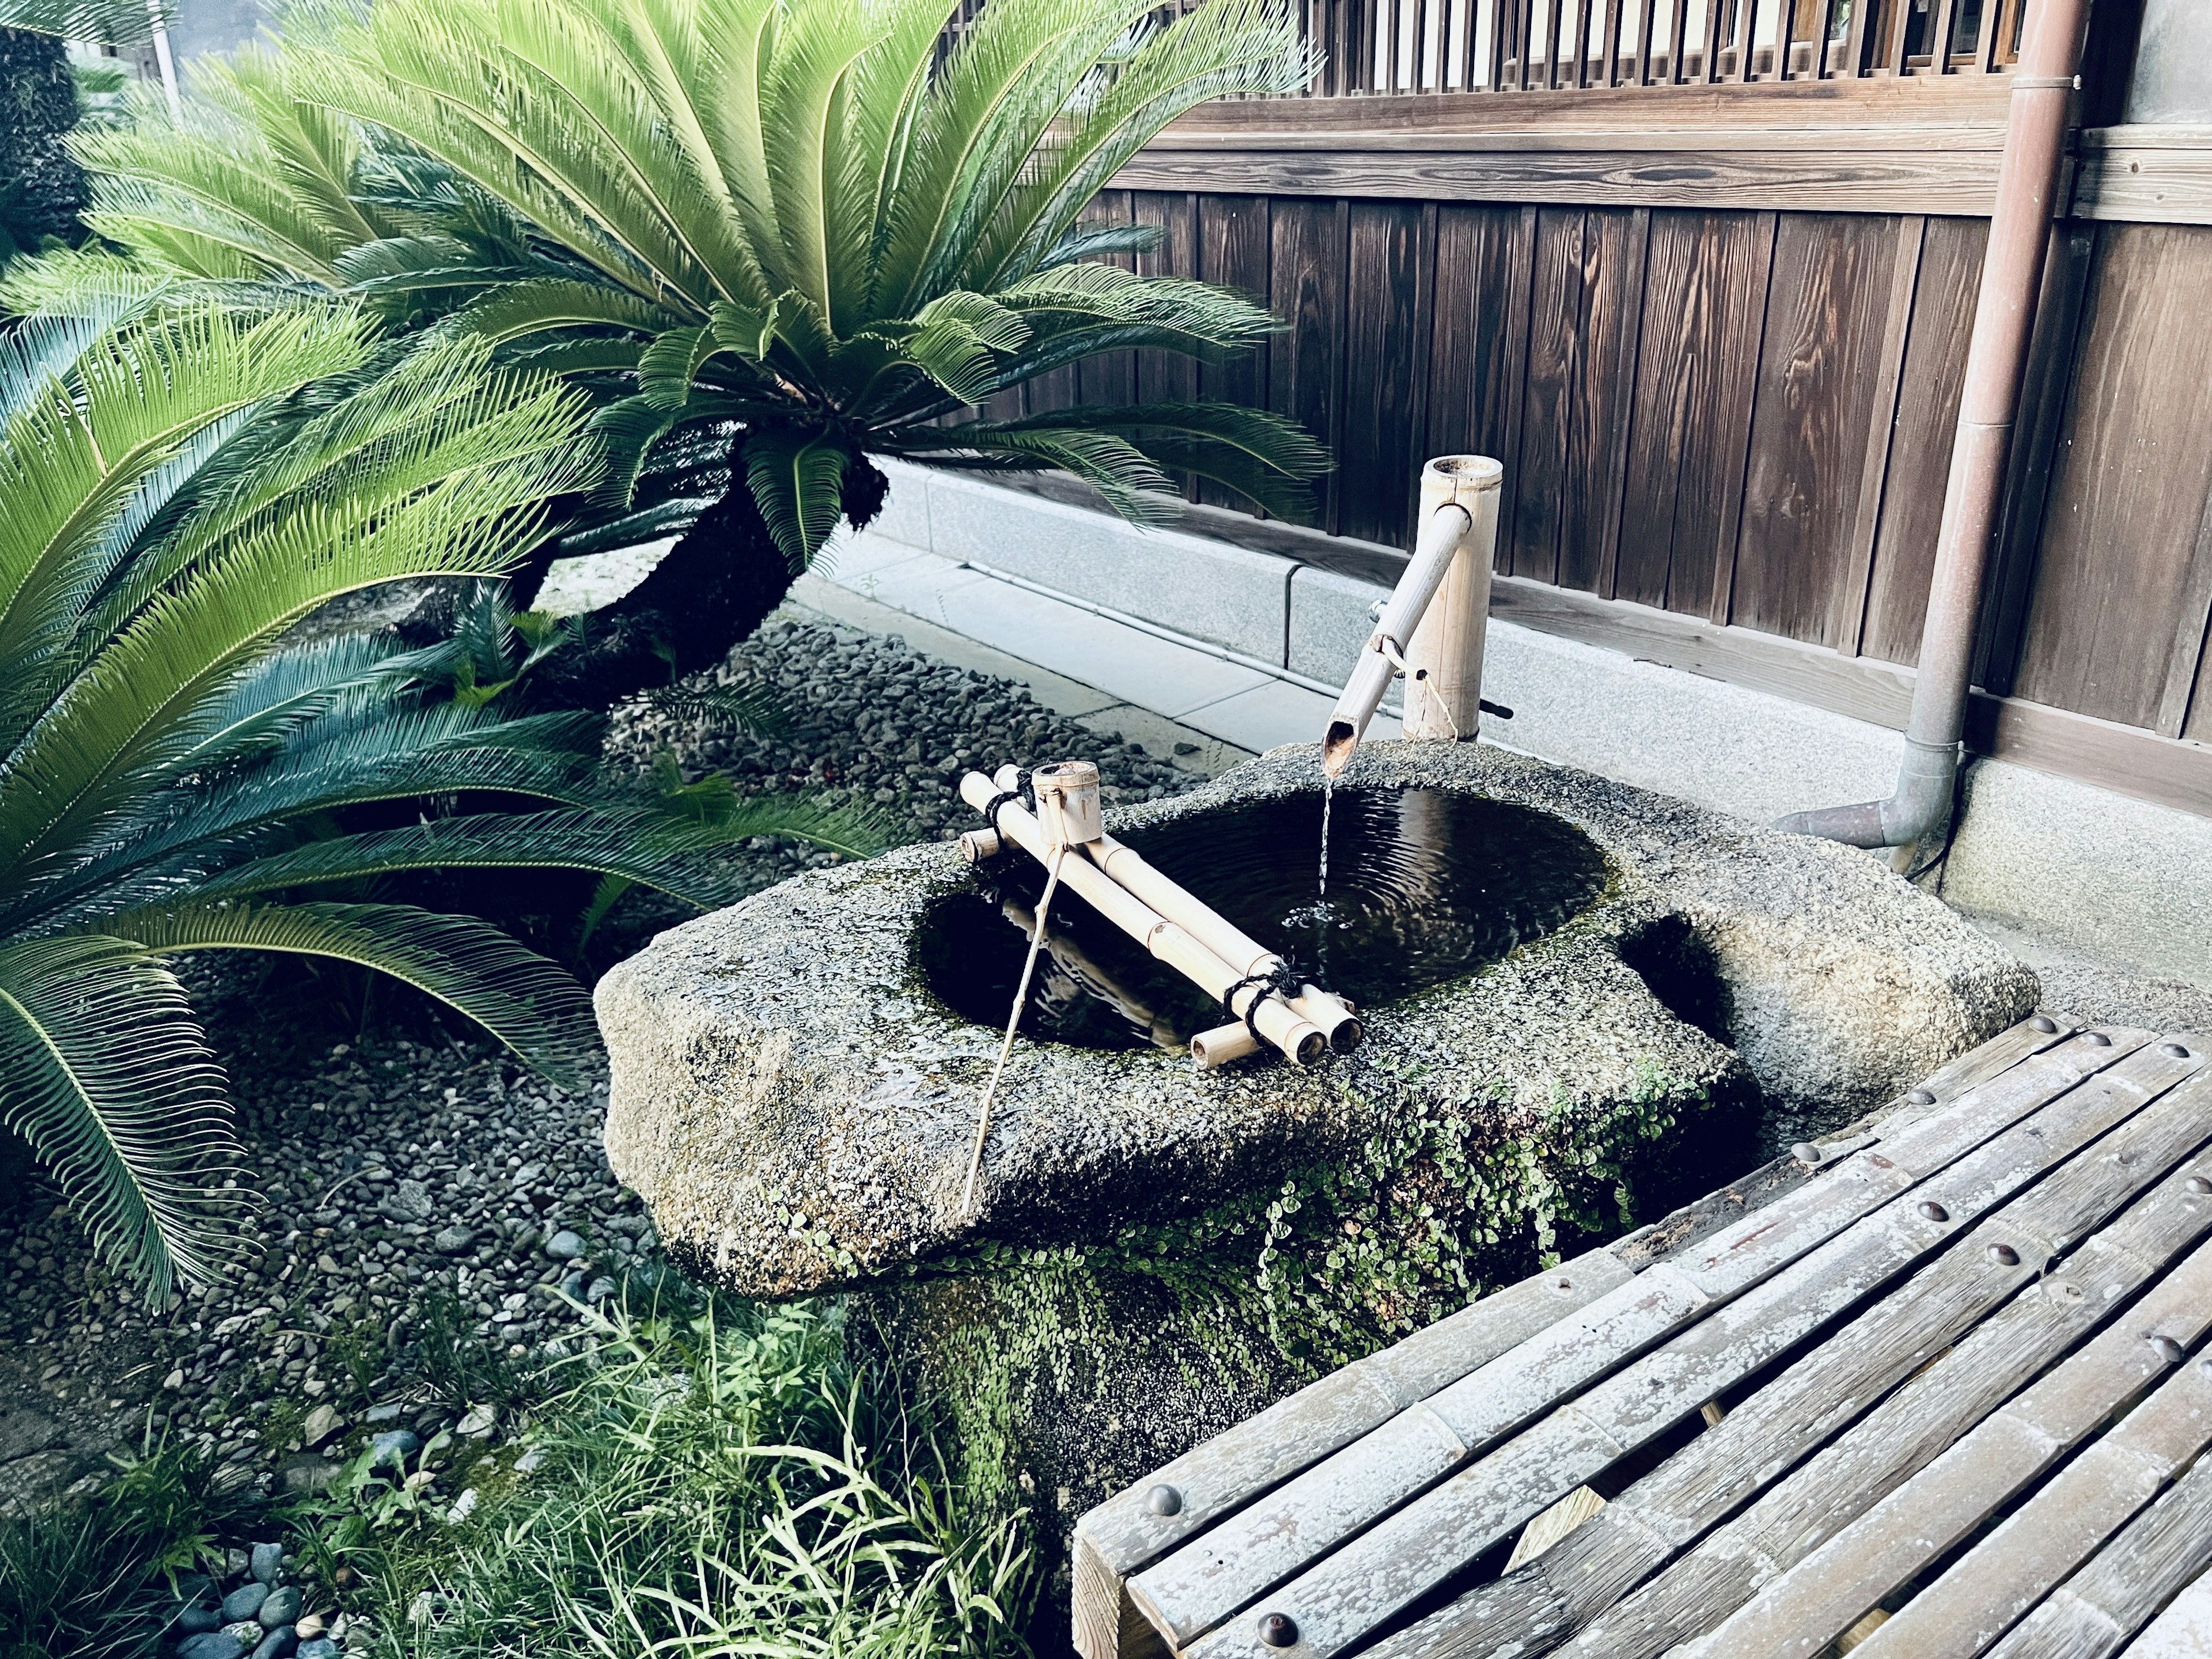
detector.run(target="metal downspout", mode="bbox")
[1774,0,2093,854]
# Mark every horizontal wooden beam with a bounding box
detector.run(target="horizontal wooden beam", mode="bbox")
[1111,146,2003,214]
[2072,125,2212,226]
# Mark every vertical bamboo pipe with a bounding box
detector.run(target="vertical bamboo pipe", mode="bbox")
[1402,456,1504,744]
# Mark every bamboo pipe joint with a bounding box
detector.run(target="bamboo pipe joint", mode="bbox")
[1324,455,1503,776]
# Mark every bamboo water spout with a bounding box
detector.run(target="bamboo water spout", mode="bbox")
[1323,455,1503,777]
[957,768,1332,1069]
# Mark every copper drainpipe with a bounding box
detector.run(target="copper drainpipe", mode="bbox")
[1775,0,2092,855]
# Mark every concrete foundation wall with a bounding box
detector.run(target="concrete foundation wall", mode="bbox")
[861,461,2212,987]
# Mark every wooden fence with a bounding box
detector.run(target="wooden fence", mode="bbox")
[1005,1,2212,815]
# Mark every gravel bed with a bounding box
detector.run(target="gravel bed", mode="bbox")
[0,613,1203,1647]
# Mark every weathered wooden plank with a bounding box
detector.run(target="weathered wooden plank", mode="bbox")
[1128,1022,2107,1645]
[2074,131,2212,229]
[1075,1020,2071,1657]
[1194,194,1272,513]
[1338,200,1434,546]
[1132,1264,1715,1643]
[1109,148,2006,216]
[1080,191,1139,408]
[2153,468,2212,739]
[1266,198,1347,536]
[1679,1222,2212,1657]
[1592,205,1652,598]
[1511,208,1642,588]
[2013,223,2212,730]
[1542,1150,2212,1659]
[1614,207,1774,616]
[1729,212,1902,643]
[1175,1031,2153,1659]
[1838,211,1924,658]
[1378,1049,2212,1659]
[1983,1446,2212,1658]
[1859,214,1989,665]
[1422,203,1535,496]
[1855,1333,2212,1655]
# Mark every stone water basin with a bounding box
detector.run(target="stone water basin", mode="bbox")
[597,741,2035,1299]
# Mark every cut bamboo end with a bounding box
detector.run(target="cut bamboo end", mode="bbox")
[960,827,1005,864]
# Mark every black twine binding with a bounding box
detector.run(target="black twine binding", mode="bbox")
[980,769,1034,843]
[1224,959,1317,1047]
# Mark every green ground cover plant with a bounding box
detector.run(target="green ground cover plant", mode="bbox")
[301,1296,1031,1659]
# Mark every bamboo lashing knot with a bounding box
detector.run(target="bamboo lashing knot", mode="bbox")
[1224,959,1320,1048]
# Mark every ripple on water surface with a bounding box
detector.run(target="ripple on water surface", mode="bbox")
[913,787,1611,1052]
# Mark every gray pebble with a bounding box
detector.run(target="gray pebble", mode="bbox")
[558,1270,587,1301]
[434,1225,476,1253]
[295,1642,339,1659]
[177,1635,246,1659]
[177,1604,223,1635]
[249,1542,283,1585]
[585,1277,616,1303]
[221,1584,269,1622]
[544,1229,584,1259]
[363,1402,403,1423]
[250,1629,296,1659]
[369,1428,421,1468]
[259,1586,303,1627]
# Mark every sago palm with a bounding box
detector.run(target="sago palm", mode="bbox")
[24,0,1328,704]
[0,305,871,1302]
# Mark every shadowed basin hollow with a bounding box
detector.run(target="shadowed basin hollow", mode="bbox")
[915,789,1612,1051]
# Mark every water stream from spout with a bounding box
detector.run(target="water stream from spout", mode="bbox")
[1317,775,1335,898]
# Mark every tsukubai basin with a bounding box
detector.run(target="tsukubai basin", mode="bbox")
[598,740,2037,1300]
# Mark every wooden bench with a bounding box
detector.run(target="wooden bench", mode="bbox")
[1074,1014,2212,1659]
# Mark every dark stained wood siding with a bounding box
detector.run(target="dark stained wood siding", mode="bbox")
[2014,223,2212,734]
[1016,186,2212,785]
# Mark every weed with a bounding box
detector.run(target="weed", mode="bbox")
[406,1287,531,1414]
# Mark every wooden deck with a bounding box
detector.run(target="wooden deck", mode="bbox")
[1073,1015,2212,1659]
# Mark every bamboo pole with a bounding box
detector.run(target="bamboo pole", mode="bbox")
[989,767,1363,1055]
[1402,455,1504,743]
[957,772,1330,1067]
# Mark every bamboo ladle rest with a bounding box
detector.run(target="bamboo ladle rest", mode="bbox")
[956,764,1362,1069]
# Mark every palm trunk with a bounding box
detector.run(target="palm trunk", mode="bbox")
[520,439,888,713]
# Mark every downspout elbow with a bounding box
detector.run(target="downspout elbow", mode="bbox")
[1772,738,1959,850]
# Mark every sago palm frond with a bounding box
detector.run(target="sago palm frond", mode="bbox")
[13,0,1327,705]
[0,311,883,1302]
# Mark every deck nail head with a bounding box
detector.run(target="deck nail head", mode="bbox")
[1259,1612,1299,1649]
[2186,1176,2212,1196]
[2030,1015,2059,1033]
[1905,1088,1937,1106]
[1145,1484,1182,1517]
[1792,1142,1821,1165]
[2161,1042,2192,1058]
[1919,1200,1950,1224]
[2149,1334,2185,1364]
[1987,1243,2020,1266]
[2084,1031,2112,1047]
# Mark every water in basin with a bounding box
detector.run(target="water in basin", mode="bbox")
[914,787,1611,1051]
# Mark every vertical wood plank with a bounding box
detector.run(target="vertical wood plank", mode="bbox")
[1700,0,1725,80]
[1840,0,1872,75]
[2156,480,2212,737]
[1080,191,1138,409]
[1732,0,1757,81]
[1269,197,1349,536]
[1196,195,1274,511]
[1729,213,1900,646]
[1926,0,1960,73]
[2016,224,2212,730]
[1709,210,1778,623]
[1545,0,1565,86]
[1603,0,1627,85]
[1596,207,1653,597]
[1338,200,1433,546]
[1426,204,1535,492]
[1667,0,1691,79]
[1978,224,2097,698]
[1615,209,1773,618]
[1837,212,1926,659]
[1861,216,1990,668]
[1638,0,1660,82]
[1512,207,1645,593]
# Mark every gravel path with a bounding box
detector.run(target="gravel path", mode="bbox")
[0,612,1202,1647]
